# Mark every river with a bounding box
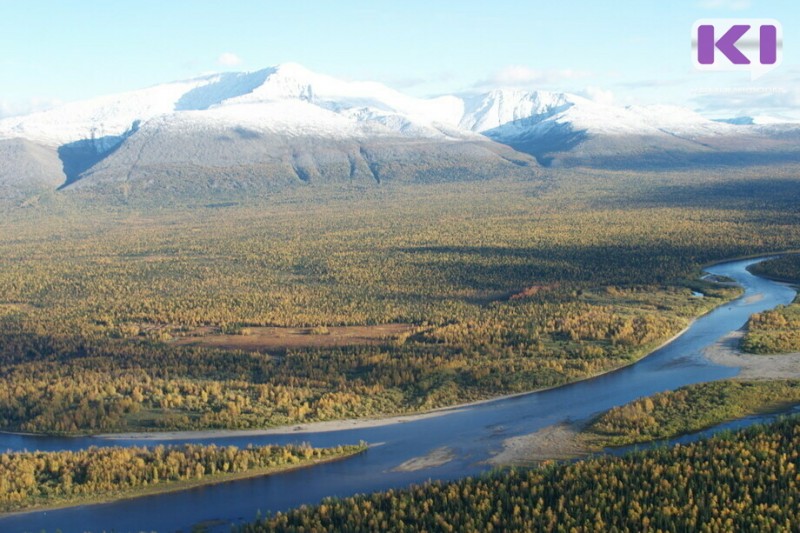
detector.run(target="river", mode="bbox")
[0,257,796,533]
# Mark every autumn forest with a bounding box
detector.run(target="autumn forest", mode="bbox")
[1,164,800,527]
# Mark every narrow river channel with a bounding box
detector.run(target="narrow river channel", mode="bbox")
[0,257,796,533]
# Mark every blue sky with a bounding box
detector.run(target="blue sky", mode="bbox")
[1,0,798,119]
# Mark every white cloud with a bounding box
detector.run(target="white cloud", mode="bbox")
[0,97,62,119]
[697,0,751,10]
[693,87,797,110]
[217,52,243,67]
[615,77,691,89]
[691,86,800,120]
[473,65,591,89]
[388,71,456,89]
[580,86,615,106]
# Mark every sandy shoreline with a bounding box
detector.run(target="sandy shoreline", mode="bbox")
[488,333,800,466]
[97,390,588,441]
[96,409,460,440]
[488,422,589,466]
[393,446,455,472]
[703,330,800,379]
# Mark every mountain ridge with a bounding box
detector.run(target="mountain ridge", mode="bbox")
[1,63,798,196]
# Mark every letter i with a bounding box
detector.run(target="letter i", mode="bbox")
[760,25,777,65]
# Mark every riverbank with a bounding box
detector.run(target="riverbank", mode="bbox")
[0,444,367,518]
[703,330,800,379]
[490,374,800,465]
[3,327,688,442]
[99,324,696,442]
[487,257,800,467]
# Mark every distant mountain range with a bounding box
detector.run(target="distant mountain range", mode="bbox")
[1,63,798,198]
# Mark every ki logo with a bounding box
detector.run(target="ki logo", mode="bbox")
[692,19,783,80]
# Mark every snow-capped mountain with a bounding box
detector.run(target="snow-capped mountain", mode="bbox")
[459,90,733,139]
[1,63,797,197]
[456,89,799,167]
[0,65,739,147]
[0,65,509,194]
[0,63,470,146]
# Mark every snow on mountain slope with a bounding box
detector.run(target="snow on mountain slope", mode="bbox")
[1,62,797,192]
[623,105,737,136]
[0,64,470,147]
[451,89,795,167]
[0,61,759,154]
[160,96,468,141]
[458,89,573,134]
[0,77,218,146]
[462,90,737,141]
[221,63,464,126]
[0,138,64,190]
[0,62,743,150]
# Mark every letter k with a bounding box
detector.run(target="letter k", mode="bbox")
[698,24,751,65]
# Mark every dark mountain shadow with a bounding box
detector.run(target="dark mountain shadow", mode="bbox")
[394,242,718,290]
[616,177,800,212]
[483,120,588,166]
[573,150,800,171]
[57,121,140,188]
[481,112,800,170]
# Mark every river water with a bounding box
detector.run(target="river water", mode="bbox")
[0,258,796,533]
